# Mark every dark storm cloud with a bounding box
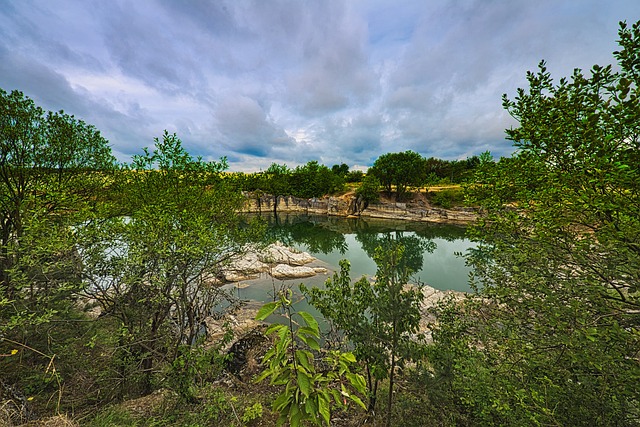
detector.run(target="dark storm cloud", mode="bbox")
[1,0,639,170]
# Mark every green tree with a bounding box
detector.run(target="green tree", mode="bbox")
[331,163,349,177]
[0,89,115,415]
[354,174,380,212]
[81,131,257,396]
[291,161,343,198]
[303,243,426,426]
[261,162,292,214]
[255,290,366,427]
[345,169,364,183]
[431,21,640,426]
[0,90,114,300]
[0,89,115,331]
[369,151,426,201]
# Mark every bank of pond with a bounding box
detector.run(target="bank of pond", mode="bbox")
[227,213,475,309]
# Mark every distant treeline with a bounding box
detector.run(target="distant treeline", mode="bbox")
[228,151,491,200]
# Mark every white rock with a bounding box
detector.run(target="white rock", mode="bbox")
[222,251,270,282]
[271,264,317,279]
[259,242,315,266]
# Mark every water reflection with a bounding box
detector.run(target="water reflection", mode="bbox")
[264,214,349,255]
[246,213,475,293]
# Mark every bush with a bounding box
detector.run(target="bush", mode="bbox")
[430,189,463,208]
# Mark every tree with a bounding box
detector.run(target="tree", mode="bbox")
[303,243,426,426]
[81,131,257,396]
[255,290,366,426]
[290,161,343,198]
[345,170,364,183]
[0,90,116,415]
[430,21,640,426]
[260,163,291,214]
[369,151,426,201]
[0,88,115,334]
[331,163,350,177]
[354,174,380,212]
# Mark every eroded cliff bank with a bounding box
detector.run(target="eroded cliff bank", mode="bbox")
[242,192,477,224]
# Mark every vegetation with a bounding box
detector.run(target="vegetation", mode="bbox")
[255,289,366,426]
[369,151,427,201]
[303,244,426,427]
[2,19,640,427]
[79,131,260,398]
[428,20,640,426]
[230,151,481,207]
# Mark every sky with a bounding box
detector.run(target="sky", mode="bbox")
[1,1,639,171]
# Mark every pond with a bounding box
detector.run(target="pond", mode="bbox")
[227,213,476,310]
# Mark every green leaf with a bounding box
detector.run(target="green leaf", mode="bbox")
[306,336,321,351]
[346,373,367,394]
[342,352,357,363]
[273,393,292,412]
[289,403,301,427]
[295,350,313,372]
[318,395,330,425]
[297,326,320,338]
[349,394,367,410]
[305,398,318,418]
[255,369,272,383]
[256,301,279,321]
[298,311,320,335]
[329,388,340,404]
[297,370,312,398]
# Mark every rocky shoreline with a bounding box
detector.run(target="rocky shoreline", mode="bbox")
[210,241,465,353]
[242,192,478,225]
[208,197,473,366]
[220,242,327,282]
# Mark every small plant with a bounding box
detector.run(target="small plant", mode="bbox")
[255,289,366,426]
[241,402,263,424]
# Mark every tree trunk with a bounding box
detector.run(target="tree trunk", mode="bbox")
[386,352,396,427]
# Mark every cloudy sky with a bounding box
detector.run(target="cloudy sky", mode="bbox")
[1,1,638,171]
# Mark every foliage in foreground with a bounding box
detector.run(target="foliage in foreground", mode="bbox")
[303,243,426,427]
[255,289,366,426]
[429,20,640,426]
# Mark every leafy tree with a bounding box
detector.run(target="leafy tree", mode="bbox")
[261,163,291,213]
[0,89,115,416]
[354,174,380,211]
[431,21,640,426]
[331,163,350,177]
[345,170,364,183]
[81,131,257,396]
[255,289,366,426]
[369,151,426,201]
[0,89,114,337]
[0,90,114,301]
[291,161,343,198]
[303,243,426,427]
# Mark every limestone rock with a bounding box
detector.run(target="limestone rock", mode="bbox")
[259,242,315,266]
[222,251,269,282]
[271,264,317,279]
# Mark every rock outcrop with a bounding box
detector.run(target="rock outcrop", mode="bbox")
[271,264,328,280]
[242,192,477,224]
[415,284,465,342]
[221,242,324,283]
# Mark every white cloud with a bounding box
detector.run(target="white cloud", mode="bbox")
[1,0,639,169]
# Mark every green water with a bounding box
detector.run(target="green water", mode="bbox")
[228,213,476,308]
